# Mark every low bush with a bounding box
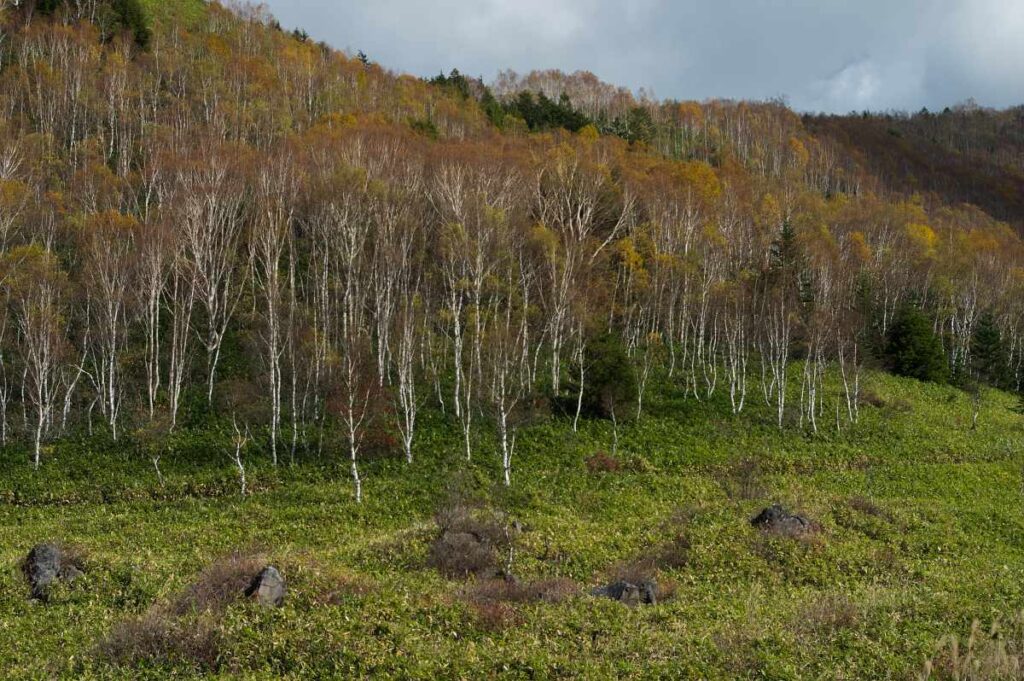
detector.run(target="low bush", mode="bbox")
[466,577,578,606]
[97,612,221,671]
[428,505,512,579]
[585,451,621,473]
[463,577,578,632]
[172,551,265,616]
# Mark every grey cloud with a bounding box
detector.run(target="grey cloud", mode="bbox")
[262,0,1024,113]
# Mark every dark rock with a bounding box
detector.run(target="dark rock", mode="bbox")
[637,579,658,606]
[24,543,82,601]
[246,566,285,607]
[751,503,812,536]
[591,579,658,606]
[60,564,84,582]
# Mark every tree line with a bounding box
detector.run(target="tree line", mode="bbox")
[0,2,1021,500]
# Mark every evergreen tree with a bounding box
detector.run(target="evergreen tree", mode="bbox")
[970,311,1008,388]
[568,332,637,420]
[885,306,949,384]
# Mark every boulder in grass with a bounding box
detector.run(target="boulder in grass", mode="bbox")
[245,566,285,607]
[23,543,83,601]
[591,579,658,607]
[751,503,812,537]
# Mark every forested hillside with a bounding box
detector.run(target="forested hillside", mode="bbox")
[0,0,1020,491]
[806,104,1024,229]
[1,2,1023,679]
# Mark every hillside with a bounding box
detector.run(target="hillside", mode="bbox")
[806,106,1024,231]
[0,1,1022,678]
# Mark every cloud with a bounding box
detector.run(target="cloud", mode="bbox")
[261,0,1024,113]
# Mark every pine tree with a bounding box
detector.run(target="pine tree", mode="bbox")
[970,311,1008,388]
[886,306,949,384]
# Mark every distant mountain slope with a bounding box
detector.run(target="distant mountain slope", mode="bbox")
[805,106,1024,229]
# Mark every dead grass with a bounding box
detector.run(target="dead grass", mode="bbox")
[312,570,374,606]
[720,458,768,501]
[848,495,896,523]
[795,593,861,635]
[465,576,578,606]
[598,507,691,603]
[920,613,1024,680]
[859,389,887,408]
[848,495,885,517]
[471,601,522,632]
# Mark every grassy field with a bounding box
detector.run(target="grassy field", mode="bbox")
[0,368,1022,679]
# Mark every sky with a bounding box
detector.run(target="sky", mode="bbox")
[261,0,1024,114]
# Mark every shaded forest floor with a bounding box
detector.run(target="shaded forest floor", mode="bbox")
[1,368,1022,679]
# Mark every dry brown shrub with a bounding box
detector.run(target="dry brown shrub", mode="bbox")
[890,397,914,413]
[463,576,578,632]
[466,576,578,606]
[471,601,522,632]
[171,551,265,616]
[96,611,221,670]
[428,505,511,579]
[585,451,621,474]
[610,507,693,587]
[859,389,886,408]
[848,495,895,523]
[96,550,270,671]
[313,572,374,606]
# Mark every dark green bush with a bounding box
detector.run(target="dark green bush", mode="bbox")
[885,306,949,384]
[565,331,637,420]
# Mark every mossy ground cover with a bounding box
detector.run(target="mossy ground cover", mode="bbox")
[0,368,1022,679]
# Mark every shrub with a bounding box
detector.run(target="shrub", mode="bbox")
[848,495,893,522]
[312,570,374,606]
[172,551,265,616]
[97,612,221,670]
[463,577,578,632]
[428,505,511,579]
[859,389,887,408]
[585,451,621,474]
[471,601,521,632]
[98,551,268,670]
[564,331,637,420]
[885,306,949,383]
[466,577,578,606]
